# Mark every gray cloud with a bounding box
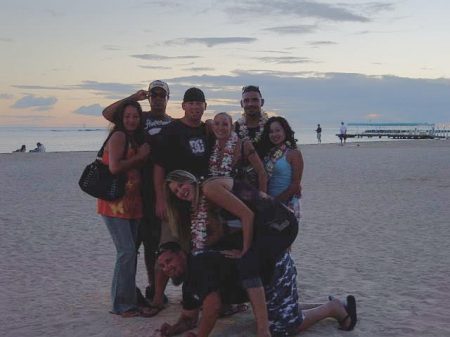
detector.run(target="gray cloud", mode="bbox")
[13,84,72,90]
[183,67,215,72]
[131,54,200,60]
[263,25,317,35]
[11,95,57,110]
[163,71,450,126]
[224,0,371,22]
[308,40,337,46]
[139,65,171,70]
[164,37,257,47]
[73,104,103,116]
[256,56,313,64]
[0,37,13,43]
[0,93,13,99]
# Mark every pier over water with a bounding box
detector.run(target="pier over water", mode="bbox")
[338,122,450,140]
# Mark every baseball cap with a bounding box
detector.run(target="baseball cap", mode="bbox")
[148,80,170,95]
[183,87,206,103]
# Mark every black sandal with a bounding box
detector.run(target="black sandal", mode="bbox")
[337,295,357,331]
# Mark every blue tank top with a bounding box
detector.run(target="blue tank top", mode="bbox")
[267,154,292,197]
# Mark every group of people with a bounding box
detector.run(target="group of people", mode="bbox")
[94,80,357,337]
[13,142,46,153]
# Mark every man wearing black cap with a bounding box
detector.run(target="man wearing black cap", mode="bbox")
[102,80,172,307]
[150,87,213,315]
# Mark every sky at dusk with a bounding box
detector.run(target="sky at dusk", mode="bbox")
[1,0,450,128]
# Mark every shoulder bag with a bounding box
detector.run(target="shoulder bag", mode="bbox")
[78,132,128,201]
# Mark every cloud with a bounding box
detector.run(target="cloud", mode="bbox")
[183,67,215,72]
[75,81,140,94]
[103,44,121,51]
[0,37,13,43]
[256,56,313,64]
[73,104,103,116]
[0,93,13,99]
[224,0,371,22]
[163,71,450,125]
[308,40,337,46]
[131,54,200,60]
[13,84,72,90]
[164,37,257,47]
[139,65,171,70]
[11,95,57,110]
[263,25,317,35]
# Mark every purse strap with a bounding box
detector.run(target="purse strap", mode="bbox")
[96,131,129,161]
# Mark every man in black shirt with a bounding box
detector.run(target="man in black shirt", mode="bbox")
[150,87,213,313]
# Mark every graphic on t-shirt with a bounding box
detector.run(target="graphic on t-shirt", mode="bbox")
[189,138,206,156]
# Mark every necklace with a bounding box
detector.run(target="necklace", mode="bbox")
[237,112,268,143]
[264,143,287,178]
[209,132,239,176]
[190,194,208,250]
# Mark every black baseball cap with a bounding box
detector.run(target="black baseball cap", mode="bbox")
[183,87,206,103]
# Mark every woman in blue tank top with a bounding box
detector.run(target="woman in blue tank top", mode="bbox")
[258,116,304,221]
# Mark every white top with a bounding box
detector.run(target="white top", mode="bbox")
[340,125,347,135]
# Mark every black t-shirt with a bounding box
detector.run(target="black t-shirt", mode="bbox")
[140,113,172,218]
[182,233,247,310]
[152,119,212,179]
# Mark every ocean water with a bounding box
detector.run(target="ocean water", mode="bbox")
[0,125,383,154]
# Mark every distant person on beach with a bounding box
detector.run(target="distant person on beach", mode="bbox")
[13,144,26,152]
[339,122,347,145]
[30,142,45,152]
[97,100,151,317]
[315,124,322,143]
[102,80,172,306]
[258,116,304,222]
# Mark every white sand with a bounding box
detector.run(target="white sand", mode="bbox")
[1,140,449,337]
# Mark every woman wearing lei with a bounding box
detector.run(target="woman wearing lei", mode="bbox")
[258,116,304,221]
[209,112,267,191]
[163,170,357,337]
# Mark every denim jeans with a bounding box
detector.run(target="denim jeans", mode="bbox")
[102,215,139,314]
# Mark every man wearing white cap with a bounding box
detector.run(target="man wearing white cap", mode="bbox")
[102,80,172,309]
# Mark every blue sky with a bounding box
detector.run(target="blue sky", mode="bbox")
[1,0,449,128]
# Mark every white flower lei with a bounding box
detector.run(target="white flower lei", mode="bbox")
[209,132,239,176]
[237,112,268,143]
[264,143,287,178]
[190,132,239,250]
[190,195,208,250]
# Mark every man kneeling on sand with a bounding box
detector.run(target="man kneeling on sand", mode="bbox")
[156,241,357,337]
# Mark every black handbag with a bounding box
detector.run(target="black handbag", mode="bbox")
[78,133,128,201]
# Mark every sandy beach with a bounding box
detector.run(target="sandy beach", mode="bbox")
[1,139,449,337]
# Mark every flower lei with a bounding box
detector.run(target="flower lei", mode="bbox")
[190,194,208,250]
[264,143,288,178]
[237,112,268,143]
[209,132,239,176]
[190,132,239,250]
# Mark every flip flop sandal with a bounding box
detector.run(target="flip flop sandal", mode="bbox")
[328,295,357,331]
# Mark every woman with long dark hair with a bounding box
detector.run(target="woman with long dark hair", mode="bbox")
[258,116,303,221]
[97,100,151,317]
